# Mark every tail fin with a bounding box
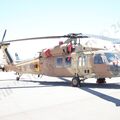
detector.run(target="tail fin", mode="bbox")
[0,43,13,64]
[0,30,13,65]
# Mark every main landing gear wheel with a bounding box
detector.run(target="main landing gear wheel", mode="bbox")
[72,77,80,87]
[96,78,106,84]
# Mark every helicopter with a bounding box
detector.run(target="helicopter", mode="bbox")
[0,30,120,87]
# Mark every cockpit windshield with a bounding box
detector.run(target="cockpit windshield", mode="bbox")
[116,53,120,59]
[105,53,120,62]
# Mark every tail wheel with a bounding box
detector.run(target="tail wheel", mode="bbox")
[16,77,20,81]
[72,77,80,87]
[2,67,5,72]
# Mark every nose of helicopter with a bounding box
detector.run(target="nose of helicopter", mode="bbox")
[109,62,120,77]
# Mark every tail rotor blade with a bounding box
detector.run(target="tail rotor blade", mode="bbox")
[1,29,7,43]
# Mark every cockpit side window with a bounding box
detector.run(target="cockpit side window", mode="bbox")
[94,54,103,64]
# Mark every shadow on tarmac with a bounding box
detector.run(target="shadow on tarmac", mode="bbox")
[0,77,120,106]
[81,87,120,106]
[60,77,120,107]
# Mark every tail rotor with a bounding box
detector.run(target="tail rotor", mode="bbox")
[1,29,7,43]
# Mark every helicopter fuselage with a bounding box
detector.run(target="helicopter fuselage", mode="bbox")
[2,37,120,86]
[5,48,120,81]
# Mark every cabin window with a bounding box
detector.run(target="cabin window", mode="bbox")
[65,57,71,66]
[83,56,87,66]
[94,54,103,64]
[56,57,63,67]
[79,56,82,66]
[79,56,87,66]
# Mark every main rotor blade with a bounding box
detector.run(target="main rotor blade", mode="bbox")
[3,35,66,43]
[85,34,120,42]
[2,33,88,43]
[1,29,7,42]
[2,32,118,44]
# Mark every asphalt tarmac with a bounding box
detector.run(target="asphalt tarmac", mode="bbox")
[0,72,120,120]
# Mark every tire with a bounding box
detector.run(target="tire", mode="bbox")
[96,78,106,84]
[72,77,79,87]
[16,77,20,81]
[2,67,5,72]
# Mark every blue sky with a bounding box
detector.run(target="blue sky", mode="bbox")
[0,0,120,59]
